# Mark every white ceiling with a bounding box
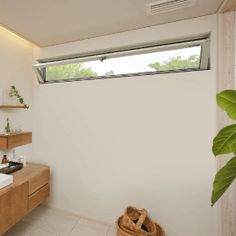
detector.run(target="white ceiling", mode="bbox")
[0,0,224,47]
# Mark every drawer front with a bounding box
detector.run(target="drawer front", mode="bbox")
[29,168,50,195]
[28,184,50,212]
[13,182,28,223]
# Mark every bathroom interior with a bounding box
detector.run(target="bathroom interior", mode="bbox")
[0,1,236,236]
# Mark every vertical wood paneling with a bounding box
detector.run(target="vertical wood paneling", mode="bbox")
[217,11,236,236]
[219,0,236,13]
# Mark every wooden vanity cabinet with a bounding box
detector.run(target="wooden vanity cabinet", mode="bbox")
[0,163,50,235]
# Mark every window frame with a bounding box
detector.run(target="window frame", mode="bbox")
[33,36,210,84]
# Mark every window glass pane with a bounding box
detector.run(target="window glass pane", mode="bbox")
[45,46,201,81]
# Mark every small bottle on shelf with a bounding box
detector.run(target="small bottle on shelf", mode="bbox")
[2,154,9,164]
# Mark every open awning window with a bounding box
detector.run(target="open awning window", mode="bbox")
[33,36,210,84]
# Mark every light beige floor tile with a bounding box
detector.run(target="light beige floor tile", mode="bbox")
[22,205,52,227]
[3,221,35,236]
[3,207,112,236]
[69,218,109,236]
[107,226,116,236]
[30,228,57,236]
[39,209,79,236]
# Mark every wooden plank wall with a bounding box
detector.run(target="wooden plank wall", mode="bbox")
[219,0,236,13]
[217,11,236,236]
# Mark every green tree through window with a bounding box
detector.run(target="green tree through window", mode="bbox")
[46,54,201,81]
[148,55,200,71]
[46,63,97,81]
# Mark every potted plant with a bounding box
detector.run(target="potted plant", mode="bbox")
[212,90,236,205]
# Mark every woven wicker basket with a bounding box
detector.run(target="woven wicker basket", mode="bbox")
[116,207,165,236]
[117,217,165,236]
[121,207,156,236]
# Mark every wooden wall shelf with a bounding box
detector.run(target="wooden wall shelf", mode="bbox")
[0,105,26,109]
[0,132,32,149]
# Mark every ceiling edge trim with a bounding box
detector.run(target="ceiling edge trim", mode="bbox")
[0,23,39,47]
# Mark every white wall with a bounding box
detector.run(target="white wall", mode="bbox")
[33,15,217,236]
[0,26,34,158]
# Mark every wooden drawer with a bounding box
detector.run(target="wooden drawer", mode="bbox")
[29,167,50,195]
[28,184,50,212]
[0,132,32,149]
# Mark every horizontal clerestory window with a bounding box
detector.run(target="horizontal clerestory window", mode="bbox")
[33,35,210,83]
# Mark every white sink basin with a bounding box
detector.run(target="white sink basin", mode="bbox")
[0,173,13,189]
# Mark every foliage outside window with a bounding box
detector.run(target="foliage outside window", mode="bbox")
[46,64,97,81]
[148,55,200,71]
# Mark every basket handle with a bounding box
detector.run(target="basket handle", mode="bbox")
[136,209,147,228]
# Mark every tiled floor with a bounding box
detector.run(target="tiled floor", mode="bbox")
[3,206,116,236]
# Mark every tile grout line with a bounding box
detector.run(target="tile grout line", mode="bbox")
[7,206,114,236]
[106,226,110,236]
[45,205,113,228]
[31,208,65,236]
[36,226,59,236]
[106,226,116,236]
[66,217,81,236]
[30,226,58,236]
[29,225,38,236]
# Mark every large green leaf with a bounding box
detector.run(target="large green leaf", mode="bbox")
[213,124,236,156]
[211,156,236,206]
[217,90,236,120]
